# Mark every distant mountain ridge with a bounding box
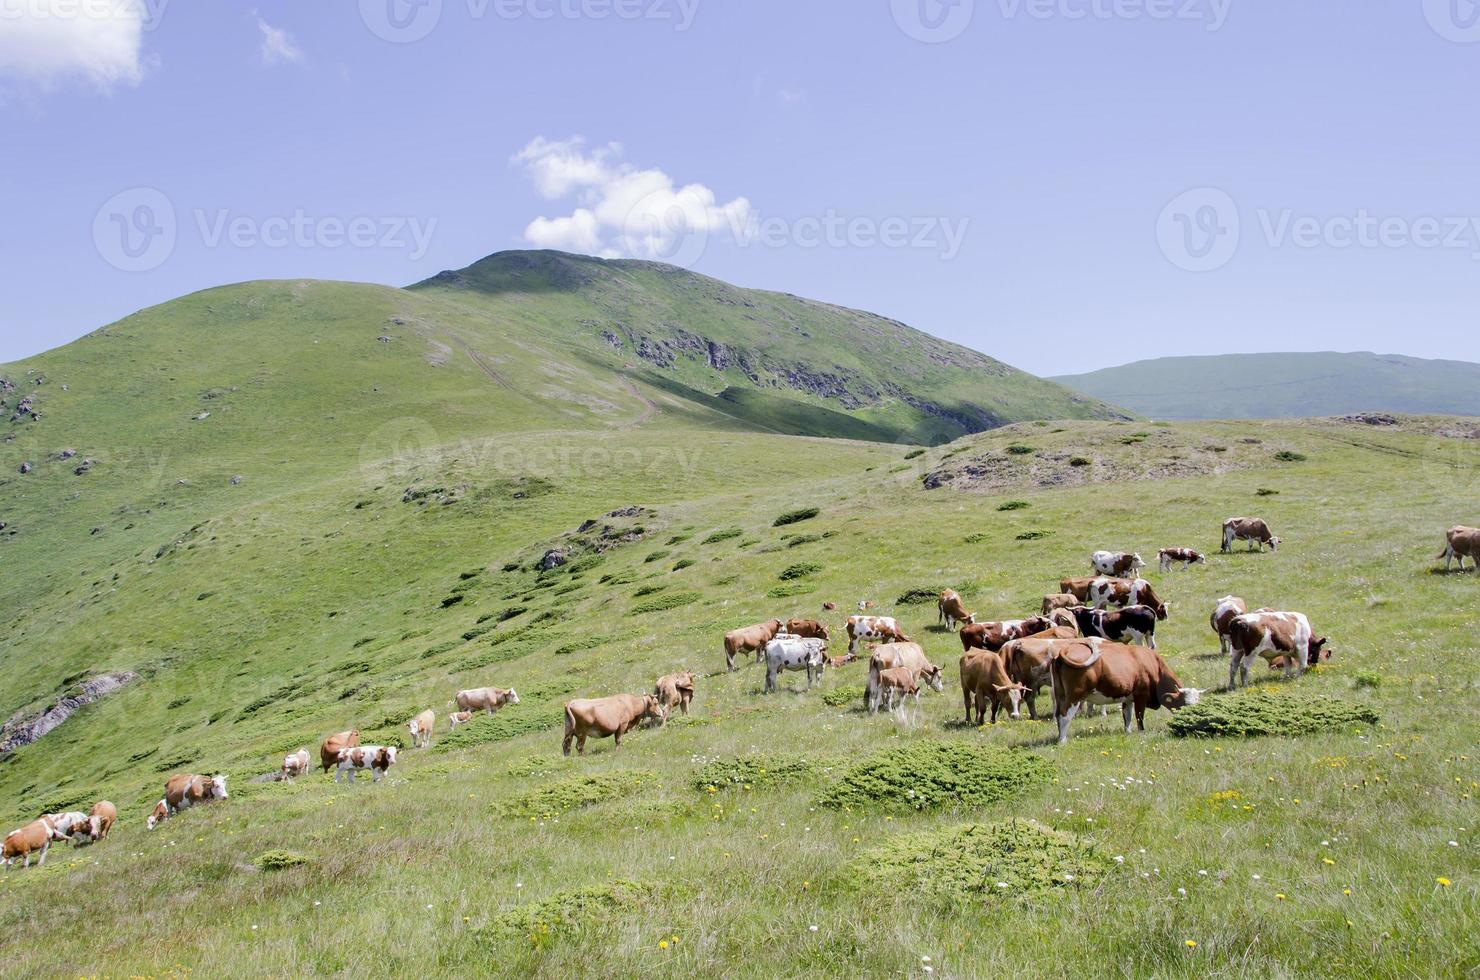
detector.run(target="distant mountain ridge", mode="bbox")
[1052,351,1480,420]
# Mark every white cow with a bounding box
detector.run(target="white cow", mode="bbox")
[282,749,310,780]
[764,635,828,693]
[408,709,436,749]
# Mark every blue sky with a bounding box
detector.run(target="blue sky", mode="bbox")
[1,0,1476,375]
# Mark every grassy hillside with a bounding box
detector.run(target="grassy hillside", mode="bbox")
[1052,351,1480,420]
[0,370,1477,976]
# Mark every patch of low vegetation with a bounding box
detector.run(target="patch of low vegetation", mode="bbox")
[895,588,937,605]
[964,532,989,544]
[497,770,657,818]
[692,755,826,792]
[773,506,820,527]
[1257,488,1280,496]
[1068,456,1092,467]
[822,684,866,707]
[849,821,1109,905]
[1016,530,1052,540]
[904,449,925,459]
[767,583,813,599]
[633,583,667,598]
[631,590,700,614]
[253,850,309,872]
[1005,444,1036,455]
[420,639,461,660]
[671,558,694,571]
[1166,691,1379,738]
[778,562,822,581]
[643,549,670,563]
[817,742,1053,812]
[1353,670,1382,689]
[997,500,1030,511]
[702,527,743,544]
[785,534,821,548]
[435,708,564,752]
[1274,450,1307,462]
[472,880,655,948]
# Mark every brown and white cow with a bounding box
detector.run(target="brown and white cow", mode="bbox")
[336,745,399,783]
[1209,595,1248,655]
[408,708,437,749]
[562,694,665,755]
[1042,593,1079,615]
[1437,525,1480,571]
[1227,611,1330,687]
[846,615,910,656]
[1159,547,1207,572]
[654,670,697,718]
[79,801,116,844]
[1047,639,1203,744]
[447,710,474,732]
[785,619,831,641]
[158,773,228,823]
[1091,551,1145,577]
[320,730,360,773]
[146,799,168,831]
[876,667,920,713]
[2,817,69,868]
[1061,577,1168,620]
[1222,517,1280,553]
[999,629,1088,720]
[1045,607,1080,631]
[959,647,1027,724]
[960,616,1053,653]
[282,748,311,780]
[454,687,520,714]
[865,642,944,712]
[724,619,784,671]
[937,589,975,629]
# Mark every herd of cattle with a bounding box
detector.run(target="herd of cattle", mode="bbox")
[3,520,1472,870]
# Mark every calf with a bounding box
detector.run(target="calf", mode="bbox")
[876,667,920,713]
[1159,547,1206,572]
[1437,525,1480,571]
[724,619,784,671]
[846,615,910,655]
[447,710,474,732]
[866,642,944,712]
[1091,551,1145,577]
[336,745,398,783]
[282,748,310,780]
[1222,517,1280,553]
[784,619,830,641]
[2,817,69,868]
[959,647,1027,724]
[562,694,665,755]
[1228,611,1330,687]
[960,616,1052,653]
[1070,604,1160,649]
[654,670,697,717]
[408,708,436,749]
[1047,639,1203,744]
[765,636,828,693]
[320,730,360,773]
[454,687,520,714]
[1209,595,1248,655]
[1042,593,1079,615]
[937,589,975,629]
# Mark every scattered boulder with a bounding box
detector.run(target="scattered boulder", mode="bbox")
[74,458,95,475]
[230,474,243,486]
[1339,413,1399,426]
[539,549,568,571]
[604,505,646,519]
[377,335,392,343]
[18,461,32,474]
[53,448,77,460]
[192,412,210,421]
[0,671,139,754]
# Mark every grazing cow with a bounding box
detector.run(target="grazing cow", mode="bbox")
[960,616,1053,653]
[454,687,520,714]
[1042,593,1079,615]
[447,710,473,732]
[78,801,116,844]
[1209,595,1248,655]
[846,615,910,655]
[43,812,89,840]
[562,694,665,755]
[159,774,228,823]
[1437,525,1480,571]
[2,817,69,868]
[1270,648,1333,671]
[282,748,310,780]
[654,670,697,717]
[1159,547,1207,572]
[1062,577,1168,620]
[724,619,785,671]
[822,601,838,611]
[765,636,828,693]
[1091,551,1145,577]
[1047,639,1203,744]
[320,730,360,773]
[1045,607,1079,631]
[336,745,399,783]
[785,618,830,641]
[876,667,920,713]
[1222,517,1280,553]
[959,648,1027,724]
[146,799,168,831]
[1070,604,1160,649]
[998,629,1083,720]
[1228,611,1330,687]
[408,708,436,749]
[937,589,976,629]
[865,642,944,712]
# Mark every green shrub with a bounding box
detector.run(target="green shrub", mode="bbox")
[702,527,743,544]
[850,821,1109,905]
[435,708,564,752]
[497,770,656,818]
[1166,691,1379,738]
[785,534,821,548]
[767,583,813,599]
[1068,457,1092,467]
[1353,670,1382,690]
[692,756,824,791]
[439,594,464,608]
[964,533,989,544]
[472,881,654,947]
[778,562,822,581]
[1005,444,1036,455]
[253,849,310,872]
[643,549,670,564]
[1206,445,1228,453]
[462,626,494,641]
[631,591,700,614]
[633,584,667,598]
[904,449,925,459]
[1016,530,1051,540]
[420,640,460,660]
[1256,488,1280,496]
[671,558,695,571]
[895,588,937,605]
[997,500,1030,511]
[666,534,692,545]
[818,742,1053,812]
[822,684,866,707]
[1274,450,1307,462]
[1119,436,1146,445]
[773,507,820,527]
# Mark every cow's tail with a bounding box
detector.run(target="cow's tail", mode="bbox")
[864,659,880,709]
[1437,543,1453,559]
[1046,652,1060,721]
[562,704,575,737]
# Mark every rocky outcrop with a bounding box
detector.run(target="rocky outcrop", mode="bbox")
[0,671,139,754]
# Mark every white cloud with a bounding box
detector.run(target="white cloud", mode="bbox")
[0,0,148,91]
[512,136,751,262]
[256,16,302,66]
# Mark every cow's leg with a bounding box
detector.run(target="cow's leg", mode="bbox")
[562,730,573,756]
[962,686,973,723]
[1121,700,1134,734]
[577,734,587,755]
[1133,697,1147,731]
[1228,653,1241,689]
[1055,701,1079,744]
[1025,690,1038,720]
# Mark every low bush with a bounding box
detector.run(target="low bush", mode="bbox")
[1068,456,1092,467]
[997,500,1030,511]
[1256,488,1280,496]
[904,449,925,459]
[767,583,813,599]
[1353,670,1382,690]
[672,558,695,571]
[1274,450,1307,462]
[643,549,671,564]
[692,755,824,792]
[1005,444,1036,456]
[778,562,822,581]
[895,588,937,605]
[822,684,866,707]
[1016,530,1051,540]
[1166,691,1379,738]
[702,527,743,545]
[633,584,667,598]
[631,591,701,614]
[964,532,989,544]
[497,770,657,818]
[818,742,1053,812]
[253,850,310,872]
[785,534,821,548]
[472,881,654,947]
[773,507,820,527]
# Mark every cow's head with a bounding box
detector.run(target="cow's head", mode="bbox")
[146,800,166,831]
[961,612,976,626]
[503,689,521,706]
[209,775,229,800]
[1309,637,1331,664]
[1163,687,1204,709]
[379,747,398,769]
[1268,536,1282,551]
[1130,553,1145,569]
[921,665,946,693]
[640,694,667,724]
[993,681,1030,719]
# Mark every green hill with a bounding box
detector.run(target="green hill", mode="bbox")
[1052,351,1480,420]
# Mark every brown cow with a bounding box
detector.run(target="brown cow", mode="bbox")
[1222,517,1280,553]
[785,619,831,641]
[1228,611,1330,687]
[865,642,944,712]
[959,648,1027,724]
[146,799,168,831]
[1042,593,1079,615]
[724,619,784,671]
[320,730,360,773]
[1045,607,1079,631]
[408,708,436,749]
[1210,595,1248,654]
[562,694,665,755]
[999,629,1081,719]
[77,801,116,844]
[1047,639,1203,744]
[876,667,920,712]
[960,616,1052,653]
[937,589,975,629]
[454,687,520,714]
[1437,525,1480,571]
[654,670,697,718]
[2,817,68,868]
